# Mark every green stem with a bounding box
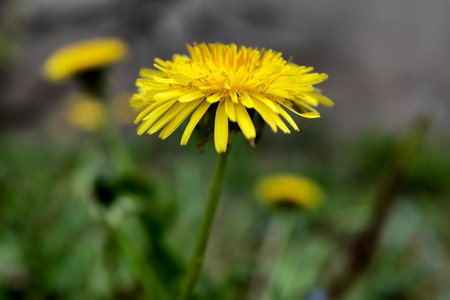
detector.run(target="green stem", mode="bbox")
[77,70,134,177]
[179,150,231,300]
[99,100,134,176]
[283,215,310,296]
[261,213,298,300]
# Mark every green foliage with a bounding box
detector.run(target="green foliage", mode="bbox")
[0,129,449,300]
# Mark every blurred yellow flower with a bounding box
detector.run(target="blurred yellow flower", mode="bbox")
[66,94,104,132]
[131,43,333,153]
[254,174,324,210]
[43,38,128,82]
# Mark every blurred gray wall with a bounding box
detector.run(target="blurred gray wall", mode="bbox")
[1,0,449,138]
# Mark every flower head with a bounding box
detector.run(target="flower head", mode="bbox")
[66,94,105,132]
[43,38,128,82]
[254,174,324,210]
[131,43,333,153]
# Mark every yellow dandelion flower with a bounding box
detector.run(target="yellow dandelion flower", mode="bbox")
[43,37,128,82]
[131,43,333,153]
[254,174,324,210]
[66,94,104,132]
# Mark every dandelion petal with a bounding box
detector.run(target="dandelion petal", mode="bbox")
[214,101,229,153]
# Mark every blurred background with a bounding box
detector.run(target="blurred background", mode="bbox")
[1,0,449,299]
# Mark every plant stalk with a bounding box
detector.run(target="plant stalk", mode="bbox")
[179,150,231,300]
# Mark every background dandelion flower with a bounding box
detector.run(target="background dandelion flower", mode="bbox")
[254,174,324,210]
[66,94,105,132]
[43,37,128,82]
[131,43,333,153]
